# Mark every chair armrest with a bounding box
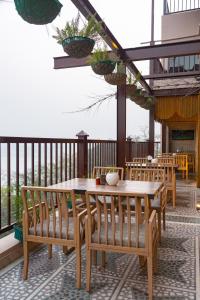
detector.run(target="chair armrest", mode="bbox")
[149,209,157,224]
[77,208,87,220]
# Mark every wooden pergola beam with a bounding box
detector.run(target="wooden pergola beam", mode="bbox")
[54,39,200,69]
[144,70,200,79]
[54,0,152,94]
[154,87,200,97]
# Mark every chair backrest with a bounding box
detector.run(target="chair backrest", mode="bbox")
[22,186,76,240]
[174,154,188,170]
[129,168,165,182]
[93,166,124,180]
[85,191,154,250]
[157,157,175,164]
[132,157,148,163]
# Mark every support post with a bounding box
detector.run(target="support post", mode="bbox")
[196,117,200,187]
[117,83,126,169]
[126,136,132,162]
[161,122,167,153]
[148,0,155,157]
[76,130,89,178]
[149,107,155,156]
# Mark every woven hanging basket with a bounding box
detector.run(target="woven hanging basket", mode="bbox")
[62,36,95,58]
[131,95,146,106]
[126,84,137,98]
[104,72,127,86]
[140,98,154,110]
[91,60,116,75]
[14,0,62,25]
[140,102,153,110]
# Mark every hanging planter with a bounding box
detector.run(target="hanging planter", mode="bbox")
[126,84,137,98]
[89,47,116,75]
[62,36,95,58]
[91,60,116,75]
[14,0,62,25]
[53,13,101,58]
[134,95,147,106]
[104,72,126,85]
[130,88,146,105]
[140,97,155,110]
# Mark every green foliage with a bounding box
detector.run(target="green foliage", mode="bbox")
[15,193,23,226]
[127,71,141,85]
[88,46,115,64]
[52,13,101,44]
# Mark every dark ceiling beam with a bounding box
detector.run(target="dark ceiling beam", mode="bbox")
[125,39,200,61]
[144,70,200,79]
[61,0,152,94]
[54,39,200,69]
[154,87,200,96]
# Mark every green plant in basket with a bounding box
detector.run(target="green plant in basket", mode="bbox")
[88,47,116,75]
[104,61,127,85]
[52,13,102,58]
[126,72,140,98]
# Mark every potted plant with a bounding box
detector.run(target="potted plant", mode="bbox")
[106,168,120,186]
[53,13,101,58]
[14,192,23,242]
[14,0,62,25]
[130,88,146,105]
[88,47,116,75]
[104,62,127,85]
[140,96,155,110]
[126,72,140,98]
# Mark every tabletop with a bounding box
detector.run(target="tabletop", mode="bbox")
[48,178,162,197]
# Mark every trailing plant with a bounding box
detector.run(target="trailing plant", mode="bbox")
[52,13,101,44]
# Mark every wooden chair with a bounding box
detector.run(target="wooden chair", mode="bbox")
[85,191,158,300]
[22,186,87,288]
[92,166,124,180]
[130,168,165,183]
[174,154,188,180]
[157,157,175,164]
[132,157,148,164]
[129,168,166,241]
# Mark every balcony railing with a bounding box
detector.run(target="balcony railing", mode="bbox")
[164,0,200,14]
[0,136,160,234]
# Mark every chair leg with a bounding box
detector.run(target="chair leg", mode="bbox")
[172,189,176,208]
[101,251,106,267]
[138,255,146,268]
[157,211,161,243]
[23,241,29,280]
[153,246,158,274]
[76,246,81,289]
[63,246,68,255]
[86,248,91,292]
[163,208,166,231]
[147,256,153,300]
[48,244,52,259]
[92,250,97,266]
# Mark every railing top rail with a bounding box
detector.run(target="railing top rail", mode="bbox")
[0,136,79,143]
[0,137,160,144]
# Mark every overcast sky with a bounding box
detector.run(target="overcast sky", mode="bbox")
[0,0,162,139]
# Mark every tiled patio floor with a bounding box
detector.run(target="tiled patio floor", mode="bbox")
[0,181,200,300]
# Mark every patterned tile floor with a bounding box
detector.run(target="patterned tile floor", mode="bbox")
[0,181,200,300]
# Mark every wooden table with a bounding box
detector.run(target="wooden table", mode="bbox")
[48,178,162,198]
